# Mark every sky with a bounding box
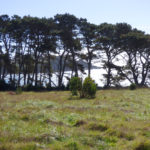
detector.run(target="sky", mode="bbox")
[0,0,150,33]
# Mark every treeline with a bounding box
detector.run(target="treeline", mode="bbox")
[0,14,150,90]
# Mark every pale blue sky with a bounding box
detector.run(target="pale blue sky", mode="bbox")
[0,0,150,33]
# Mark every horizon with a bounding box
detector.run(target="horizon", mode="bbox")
[1,0,150,33]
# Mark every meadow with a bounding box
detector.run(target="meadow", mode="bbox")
[0,89,150,150]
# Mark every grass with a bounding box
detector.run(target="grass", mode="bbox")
[0,89,150,149]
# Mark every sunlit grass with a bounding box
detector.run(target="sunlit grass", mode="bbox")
[0,89,150,149]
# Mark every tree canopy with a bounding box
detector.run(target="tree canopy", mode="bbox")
[0,14,150,90]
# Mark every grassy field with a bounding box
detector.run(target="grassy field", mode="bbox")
[0,89,150,150]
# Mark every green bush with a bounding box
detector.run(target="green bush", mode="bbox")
[0,79,16,91]
[16,87,22,94]
[69,77,82,96]
[133,140,150,150]
[69,76,97,98]
[0,80,8,91]
[65,141,79,150]
[129,83,136,90]
[82,77,97,98]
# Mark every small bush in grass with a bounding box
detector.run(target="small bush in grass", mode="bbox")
[65,141,79,150]
[21,115,29,121]
[133,139,150,150]
[0,80,8,91]
[69,76,97,98]
[16,86,22,94]
[130,83,136,90]
[23,84,34,91]
[82,77,97,98]
[69,77,82,96]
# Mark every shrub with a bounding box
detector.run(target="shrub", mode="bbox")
[16,86,22,94]
[69,77,82,96]
[0,80,8,91]
[23,84,46,91]
[82,77,97,98]
[133,139,150,150]
[130,83,136,90]
[46,84,52,90]
[21,115,29,121]
[23,84,34,91]
[0,79,17,91]
[69,76,97,98]
[8,79,17,90]
[65,141,79,150]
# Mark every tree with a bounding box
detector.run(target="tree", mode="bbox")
[96,23,120,87]
[118,29,150,86]
[79,18,97,77]
[0,15,13,81]
[1,13,150,90]
[54,14,82,88]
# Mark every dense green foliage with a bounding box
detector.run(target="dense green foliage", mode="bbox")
[129,83,137,90]
[15,87,22,95]
[69,77,97,98]
[1,14,150,90]
[69,77,82,96]
[82,77,97,98]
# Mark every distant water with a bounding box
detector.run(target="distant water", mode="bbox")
[59,69,130,87]
[4,69,130,87]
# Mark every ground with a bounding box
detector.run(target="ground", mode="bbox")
[0,89,150,150]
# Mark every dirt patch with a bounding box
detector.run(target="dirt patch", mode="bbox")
[135,142,150,150]
[44,119,65,126]
[8,92,16,95]
[73,120,86,127]
[88,123,108,131]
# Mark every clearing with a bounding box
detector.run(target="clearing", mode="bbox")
[0,89,150,150]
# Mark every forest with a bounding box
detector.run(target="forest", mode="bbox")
[0,14,150,90]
